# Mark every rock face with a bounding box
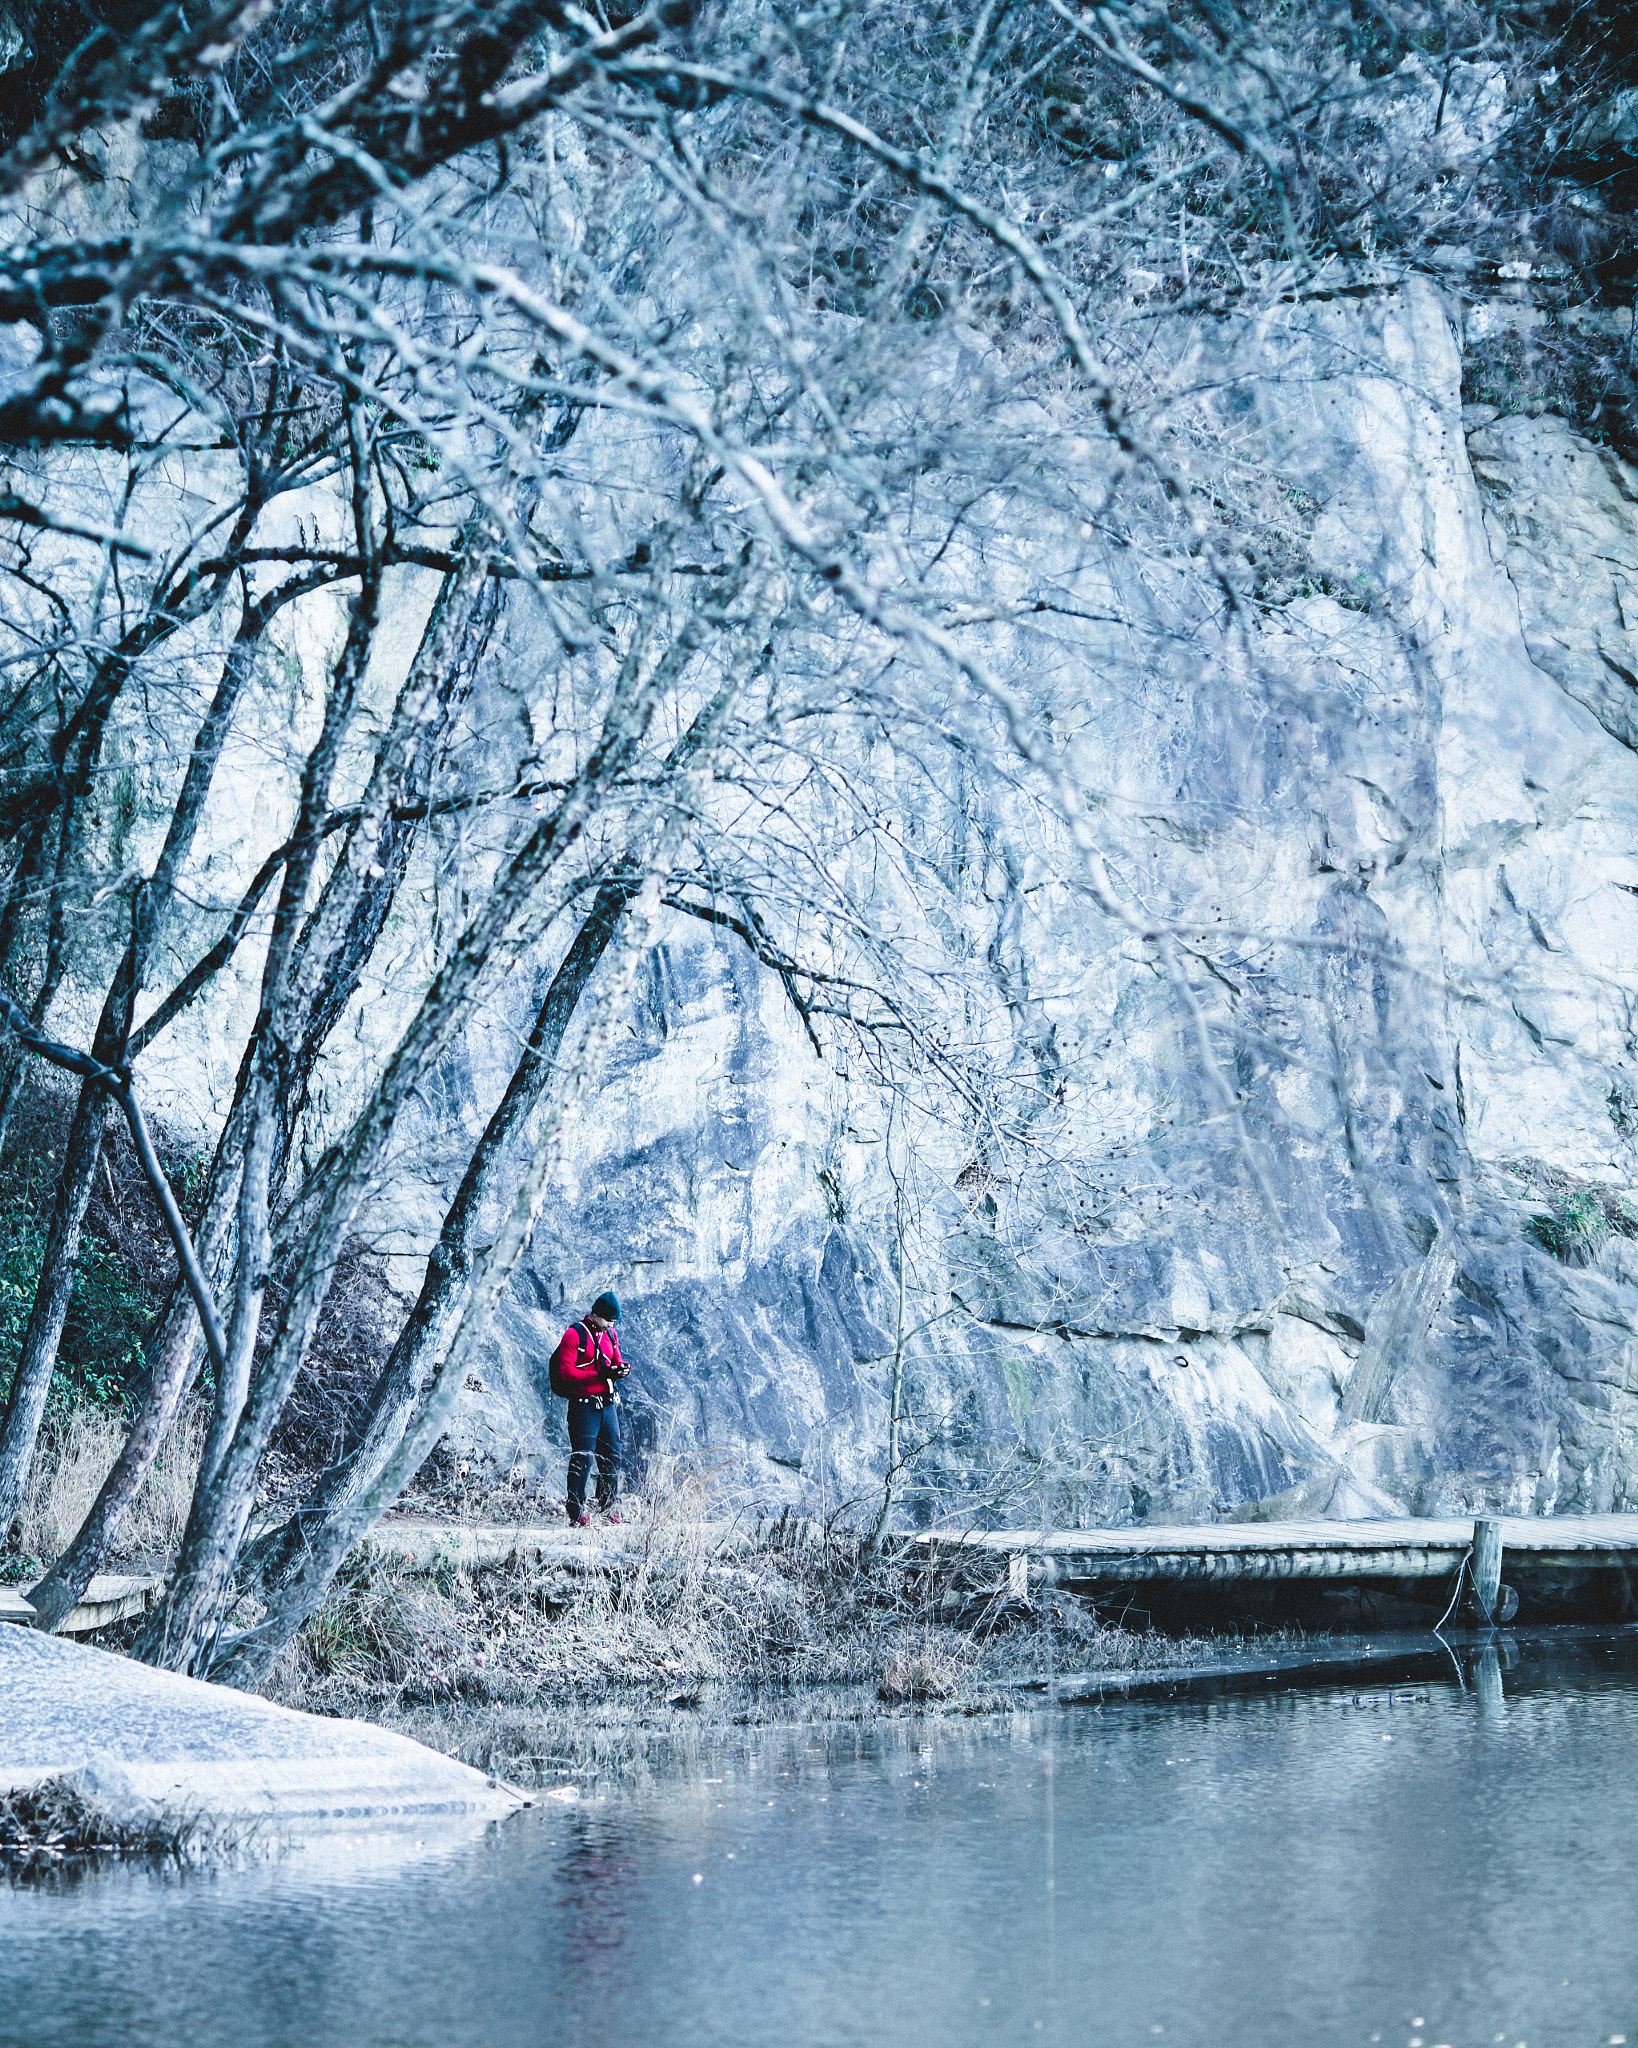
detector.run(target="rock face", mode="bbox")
[436,278,1638,1531]
[93,270,1635,1534]
[0,1625,519,1821]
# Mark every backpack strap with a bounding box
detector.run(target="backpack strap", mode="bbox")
[573,1323,605,1399]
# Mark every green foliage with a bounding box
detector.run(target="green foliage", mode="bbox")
[60,1232,156,1409]
[1463,325,1634,453]
[1527,1191,1610,1261]
[1509,1159,1638,1264]
[0,1204,45,1398]
[0,1145,169,1422]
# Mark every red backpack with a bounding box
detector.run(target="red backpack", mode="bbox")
[549,1322,600,1400]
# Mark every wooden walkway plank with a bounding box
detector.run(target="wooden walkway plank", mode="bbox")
[0,1586,36,1625]
[3,1574,156,1632]
[910,1514,1638,1584]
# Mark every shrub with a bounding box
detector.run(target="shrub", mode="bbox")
[0,1085,196,1422]
[1509,1158,1638,1265]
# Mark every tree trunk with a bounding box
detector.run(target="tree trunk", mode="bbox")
[143,580,738,1674]
[0,1089,108,1536]
[864,1182,908,1560]
[218,863,680,1689]
[23,1104,246,1631]
[0,597,283,1534]
[247,638,751,1591]
[32,569,497,1618]
[267,565,505,1199]
[246,873,635,1591]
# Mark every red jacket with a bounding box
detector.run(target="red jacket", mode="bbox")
[555,1322,626,1399]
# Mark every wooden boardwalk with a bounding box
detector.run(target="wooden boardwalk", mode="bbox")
[917,1515,1638,1587]
[5,1516,1636,1634]
[0,1575,155,1632]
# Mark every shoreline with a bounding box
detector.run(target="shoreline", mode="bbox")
[8,1617,1633,1874]
[351,1619,1638,1792]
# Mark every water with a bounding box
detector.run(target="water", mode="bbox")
[5,1631,1638,2048]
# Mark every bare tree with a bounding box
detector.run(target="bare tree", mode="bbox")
[0,0,1593,1664]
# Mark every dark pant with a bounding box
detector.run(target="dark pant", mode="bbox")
[567,1398,621,1517]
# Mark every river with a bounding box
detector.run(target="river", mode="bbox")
[4,1629,1637,2048]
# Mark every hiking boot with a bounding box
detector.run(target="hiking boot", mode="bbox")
[604,1510,623,1525]
[573,1512,591,1527]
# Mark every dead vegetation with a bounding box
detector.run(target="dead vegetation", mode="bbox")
[12,1404,202,1577]
[0,1777,213,1881]
[254,1471,1209,1781]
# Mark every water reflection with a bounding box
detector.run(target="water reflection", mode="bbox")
[3,1629,1637,2048]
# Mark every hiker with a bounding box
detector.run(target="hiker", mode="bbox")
[552,1290,630,1526]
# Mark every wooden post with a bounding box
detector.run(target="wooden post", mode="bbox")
[1472,1517,1503,1624]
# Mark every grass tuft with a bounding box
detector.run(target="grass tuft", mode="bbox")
[0,1777,210,1881]
[1507,1158,1638,1265]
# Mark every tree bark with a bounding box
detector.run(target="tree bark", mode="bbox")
[865,1181,908,1560]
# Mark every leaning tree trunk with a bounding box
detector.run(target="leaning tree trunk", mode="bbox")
[245,872,636,1592]
[0,574,299,1535]
[265,569,505,1200]
[144,592,738,1676]
[216,853,691,1689]
[247,636,756,1592]
[26,552,505,1621]
[0,1091,109,1536]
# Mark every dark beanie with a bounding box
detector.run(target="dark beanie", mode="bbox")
[591,1290,621,1322]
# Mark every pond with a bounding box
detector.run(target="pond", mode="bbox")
[5,1631,1638,2048]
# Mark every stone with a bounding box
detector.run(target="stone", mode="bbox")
[0,1628,522,1823]
[440,278,1638,1531]
[40,260,1638,1538]
[1465,410,1638,749]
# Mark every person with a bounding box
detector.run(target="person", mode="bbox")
[556,1290,630,1526]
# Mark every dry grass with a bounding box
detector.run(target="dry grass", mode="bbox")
[877,1630,965,1703]
[260,1470,1213,1781]
[14,1404,202,1569]
[290,1581,1212,1787]
[0,1777,213,1880]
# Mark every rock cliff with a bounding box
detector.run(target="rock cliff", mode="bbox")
[21,51,1635,1541]
[401,278,1638,1532]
